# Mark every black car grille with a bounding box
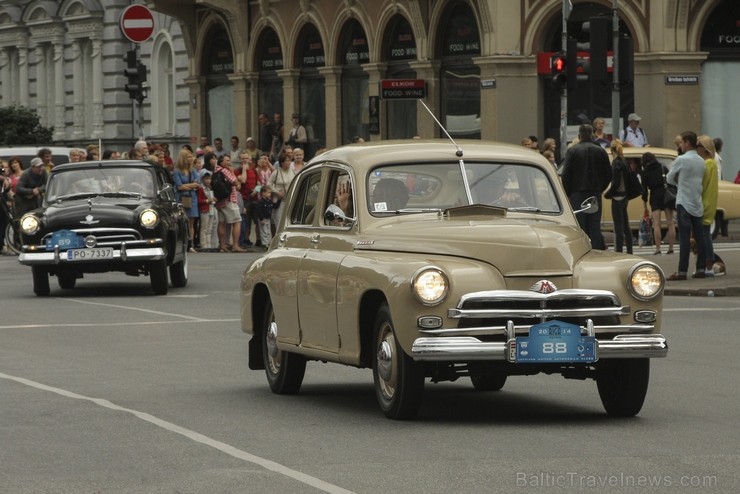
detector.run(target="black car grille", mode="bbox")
[42,228,144,247]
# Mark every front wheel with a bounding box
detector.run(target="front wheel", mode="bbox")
[32,266,50,296]
[596,358,650,417]
[150,259,169,295]
[373,303,424,419]
[5,222,21,255]
[169,255,188,288]
[262,299,306,394]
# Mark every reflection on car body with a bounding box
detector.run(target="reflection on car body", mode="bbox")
[241,140,668,420]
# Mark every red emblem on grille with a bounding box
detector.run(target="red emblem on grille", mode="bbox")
[530,280,557,294]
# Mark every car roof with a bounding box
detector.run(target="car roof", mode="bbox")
[50,160,157,172]
[308,139,553,174]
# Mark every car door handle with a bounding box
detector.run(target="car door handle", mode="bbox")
[310,234,320,244]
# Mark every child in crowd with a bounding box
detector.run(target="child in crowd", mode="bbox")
[197,171,217,251]
[257,185,274,249]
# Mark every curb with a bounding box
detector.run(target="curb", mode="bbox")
[663,285,740,297]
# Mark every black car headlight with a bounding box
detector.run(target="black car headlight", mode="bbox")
[139,209,159,228]
[412,267,449,306]
[628,263,664,300]
[20,214,40,235]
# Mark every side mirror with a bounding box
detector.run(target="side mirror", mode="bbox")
[574,196,598,215]
[158,184,173,200]
[324,204,356,226]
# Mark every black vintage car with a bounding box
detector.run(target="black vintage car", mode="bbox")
[17,160,189,296]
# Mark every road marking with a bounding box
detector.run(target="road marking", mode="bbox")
[0,319,239,330]
[0,372,355,494]
[66,298,206,320]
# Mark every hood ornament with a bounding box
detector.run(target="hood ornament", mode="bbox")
[80,214,99,225]
[530,280,557,294]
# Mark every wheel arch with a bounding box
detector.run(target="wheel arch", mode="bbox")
[358,289,388,368]
[247,282,271,370]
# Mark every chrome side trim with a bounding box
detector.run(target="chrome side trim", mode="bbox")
[410,334,668,361]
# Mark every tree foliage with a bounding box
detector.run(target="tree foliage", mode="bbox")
[0,105,54,145]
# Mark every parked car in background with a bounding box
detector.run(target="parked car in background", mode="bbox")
[240,140,668,420]
[0,146,75,168]
[17,160,189,296]
[602,147,740,238]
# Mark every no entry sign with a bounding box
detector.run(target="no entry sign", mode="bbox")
[120,4,155,44]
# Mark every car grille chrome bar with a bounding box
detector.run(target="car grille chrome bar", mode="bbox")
[40,228,142,247]
[420,323,655,337]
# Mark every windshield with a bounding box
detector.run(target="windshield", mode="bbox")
[368,162,561,215]
[46,167,155,203]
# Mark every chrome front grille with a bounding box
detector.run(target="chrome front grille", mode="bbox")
[42,228,143,247]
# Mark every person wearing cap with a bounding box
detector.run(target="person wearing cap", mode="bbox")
[287,112,308,154]
[619,113,649,147]
[14,157,48,216]
[244,136,259,161]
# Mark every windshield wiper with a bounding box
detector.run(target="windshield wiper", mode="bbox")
[506,206,542,212]
[100,191,142,199]
[54,192,100,202]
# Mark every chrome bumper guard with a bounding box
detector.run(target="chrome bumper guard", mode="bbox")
[19,246,166,265]
[411,334,668,361]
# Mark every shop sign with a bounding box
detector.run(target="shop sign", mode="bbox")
[665,75,700,85]
[380,79,426,99]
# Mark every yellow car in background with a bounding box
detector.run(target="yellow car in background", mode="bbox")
[601,147,740,238]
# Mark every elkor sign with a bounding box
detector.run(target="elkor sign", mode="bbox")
[120,5,155,44]
[380,79,426,99]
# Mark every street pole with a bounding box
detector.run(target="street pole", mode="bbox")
[560,0,570,157]
[611,0,620,140]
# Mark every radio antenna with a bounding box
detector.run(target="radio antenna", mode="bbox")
[419,100,463,157]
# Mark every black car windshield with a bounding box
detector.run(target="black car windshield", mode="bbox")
[46,167,155,203]
[368,162,561,215]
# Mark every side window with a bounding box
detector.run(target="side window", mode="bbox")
[289,171,322,225]
[323,170,354,227]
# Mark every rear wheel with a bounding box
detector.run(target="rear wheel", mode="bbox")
[470,372,507,391]
[596,358,650,417]
[57,271,77,289]
[262,298,306,394]
[373,303,424,419]
[150,259,169,295]
[32,266,50,296]
[169,255,188,288]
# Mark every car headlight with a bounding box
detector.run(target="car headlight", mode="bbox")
[412,267,449,306]
[140,209,159,228]
[20,214,40,235]
[628,263,664,300]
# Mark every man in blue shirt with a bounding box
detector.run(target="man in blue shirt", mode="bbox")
[666,131,706,280]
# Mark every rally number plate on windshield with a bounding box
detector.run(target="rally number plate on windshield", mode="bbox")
[514,320,597,363]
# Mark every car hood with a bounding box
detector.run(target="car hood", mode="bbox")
[359,215,591,276]
[41,199,142,230]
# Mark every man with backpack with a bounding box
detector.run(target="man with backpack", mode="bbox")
[619,113,649,147]
[213,155,244,252]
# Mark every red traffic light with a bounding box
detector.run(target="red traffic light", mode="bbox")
[551,54,567,74]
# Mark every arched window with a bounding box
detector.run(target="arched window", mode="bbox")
[437,2,481,139]
[201,24,234,143]
[339,19,369,144]
[295,24,325,159]
[382,14,417,139]
[151,37,175,137]
[256,28,284,126]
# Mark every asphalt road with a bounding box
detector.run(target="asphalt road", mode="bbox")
[1,252,738,493]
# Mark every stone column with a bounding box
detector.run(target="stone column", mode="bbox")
[18,46,29,106]
[35,46,48,126]
[361,63,386,141]
[184,76,207,143]
[318,66,341,150]
[276,69,300,120]
[0,49,8,104]
[91,38,104,138]
[53,43,66,142]
[71,42,85,140]
[228,72,253,140]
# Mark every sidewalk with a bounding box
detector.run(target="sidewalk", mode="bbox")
[631,235,740,297]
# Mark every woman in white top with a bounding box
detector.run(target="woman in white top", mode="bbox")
[267,155,296,233]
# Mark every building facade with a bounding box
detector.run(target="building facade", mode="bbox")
[146,0,739,178]
[0,0,191,151]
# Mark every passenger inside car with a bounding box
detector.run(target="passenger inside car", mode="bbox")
[371,178,409,211]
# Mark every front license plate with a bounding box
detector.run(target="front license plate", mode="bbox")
[514,320,597,363]
[66,247,114,261]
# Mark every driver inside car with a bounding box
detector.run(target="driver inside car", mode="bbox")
[371,178,409,212]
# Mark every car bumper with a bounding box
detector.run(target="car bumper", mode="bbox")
[18,246,166,265]
[411,334,668,361]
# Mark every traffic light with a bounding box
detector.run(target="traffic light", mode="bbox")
[123,50,147,102]
[618,36,634,84]
[551,53,568,91]
[583,17,609,84]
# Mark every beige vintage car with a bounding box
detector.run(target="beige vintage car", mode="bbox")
[240,140,667,420]
[602,147,740,237]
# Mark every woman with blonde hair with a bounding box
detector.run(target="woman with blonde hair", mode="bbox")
[604,139,633,253]
[173,148,200,251]
[697,135,718,274]
[592,117,610,147]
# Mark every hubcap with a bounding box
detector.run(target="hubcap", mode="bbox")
[266,321,279,358]
[377,340,393,381]
[376,323,397,399]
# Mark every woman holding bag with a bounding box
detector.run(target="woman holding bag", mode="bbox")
[640,152,675,255]
[173,149,201,252]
